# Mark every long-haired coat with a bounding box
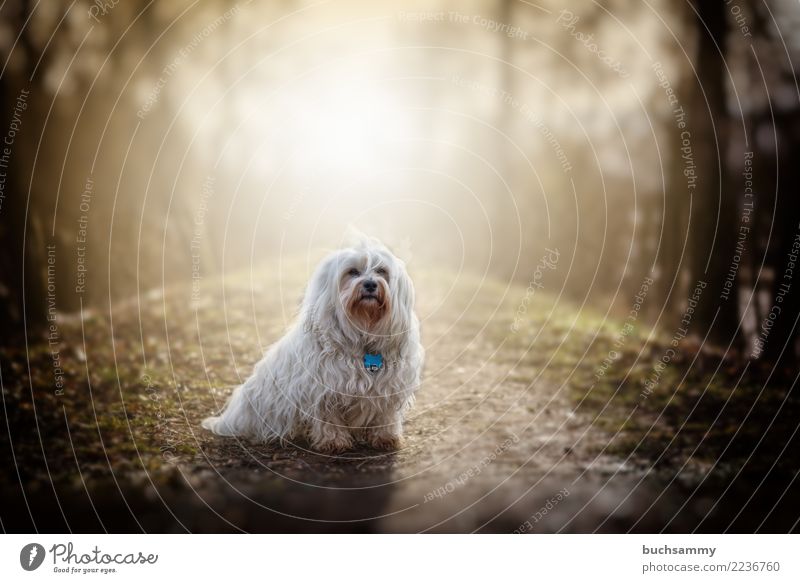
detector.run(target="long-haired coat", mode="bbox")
[202,239,424,453]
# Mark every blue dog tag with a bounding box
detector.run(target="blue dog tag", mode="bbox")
[363,353,383,372]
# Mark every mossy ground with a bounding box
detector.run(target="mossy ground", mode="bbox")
[2,262,797,532]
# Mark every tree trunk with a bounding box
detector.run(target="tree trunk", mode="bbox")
[688,0,741,350]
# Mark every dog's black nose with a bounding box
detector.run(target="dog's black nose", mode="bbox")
[362,279,378,293]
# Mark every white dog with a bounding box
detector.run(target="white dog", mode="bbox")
[202,238,424,453]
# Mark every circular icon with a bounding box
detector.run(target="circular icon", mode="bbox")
[20,543,46,571]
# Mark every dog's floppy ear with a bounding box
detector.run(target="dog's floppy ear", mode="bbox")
[301,253,337,334]
[390,258,416,337]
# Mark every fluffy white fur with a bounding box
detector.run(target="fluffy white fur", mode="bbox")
[202,239,424,453]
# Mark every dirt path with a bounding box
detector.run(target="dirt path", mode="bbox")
[120,267,685,532]
[2,263,798,532]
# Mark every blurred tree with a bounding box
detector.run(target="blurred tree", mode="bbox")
[746,0,800,368]
[687,0,741,349]
[0,0,47,334]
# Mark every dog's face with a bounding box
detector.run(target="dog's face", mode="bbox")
[303,240,416,344]
[338,256,392,331]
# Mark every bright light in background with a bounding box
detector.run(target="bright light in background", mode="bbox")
[228,78,416,180]
[284,81,413,175]
[215,73,440,259]
[194,60,511,271]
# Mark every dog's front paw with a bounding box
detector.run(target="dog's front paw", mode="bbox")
[313,433,355,454]
[367,430,402,451]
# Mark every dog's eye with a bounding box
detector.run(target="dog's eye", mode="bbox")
[375,267,388,277]
[347,268,360,278]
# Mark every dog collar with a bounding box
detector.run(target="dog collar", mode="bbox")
[363,353,383,372]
